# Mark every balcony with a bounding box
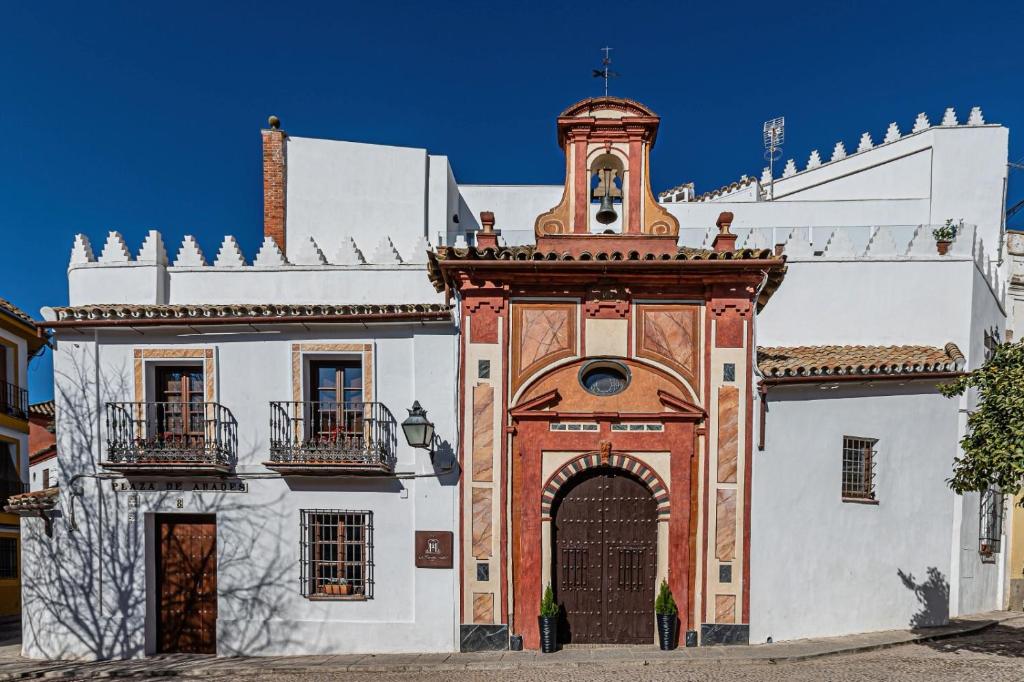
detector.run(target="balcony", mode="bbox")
[0,380,27,421]
[104,402,236,475]
[267,401,397,475]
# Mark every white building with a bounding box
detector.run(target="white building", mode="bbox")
[17,99,1012,659]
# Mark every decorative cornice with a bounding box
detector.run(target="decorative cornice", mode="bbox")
[42,303,453,328]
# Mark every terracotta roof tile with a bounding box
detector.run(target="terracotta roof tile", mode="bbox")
[5,486,58,513]
[757,344,965,379]
[44,303,452,326]
[0,297,35,327]
[29,400,55,418]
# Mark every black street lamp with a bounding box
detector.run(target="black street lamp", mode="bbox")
[401,401,435,449]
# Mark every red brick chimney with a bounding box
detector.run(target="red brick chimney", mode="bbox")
[262,115,287,253]
[712,211,737,252]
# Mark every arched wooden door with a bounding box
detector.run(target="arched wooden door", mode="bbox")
[552,468,657,644]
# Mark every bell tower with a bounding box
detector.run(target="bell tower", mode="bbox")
[534,97,680,243]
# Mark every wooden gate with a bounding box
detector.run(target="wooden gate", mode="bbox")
[156,515,217,654]
[552,469,657,644]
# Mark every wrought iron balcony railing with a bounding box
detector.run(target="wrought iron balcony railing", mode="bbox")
[0,380,28,420]
[268,401,396,474]
[104,401,236,472]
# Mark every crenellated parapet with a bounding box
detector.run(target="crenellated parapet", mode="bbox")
[70,230,432,269]
[757,106,993,189]
[660,106,996,203]
[66,230,441,307]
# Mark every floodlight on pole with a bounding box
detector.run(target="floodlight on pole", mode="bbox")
[763,116,785,201]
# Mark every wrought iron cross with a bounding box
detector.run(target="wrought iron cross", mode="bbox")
[592,46,619,97]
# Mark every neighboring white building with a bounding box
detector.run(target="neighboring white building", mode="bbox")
[17,100,1013,659]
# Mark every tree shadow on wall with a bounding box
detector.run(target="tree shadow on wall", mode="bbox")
[19,352,298,661]
[897,566,949,629]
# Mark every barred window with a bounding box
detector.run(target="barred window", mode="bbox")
[979,487,1004,560]
[300,510,373,598]
[842,436,877,501]
[0,538,17,579]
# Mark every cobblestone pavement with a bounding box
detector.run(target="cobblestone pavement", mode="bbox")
[196,620,1024,682]
[5,615,1022,681]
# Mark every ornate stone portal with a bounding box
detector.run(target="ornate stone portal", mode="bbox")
[428,96,787,650]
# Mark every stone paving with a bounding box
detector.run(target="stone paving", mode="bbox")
[0,612,1021,680]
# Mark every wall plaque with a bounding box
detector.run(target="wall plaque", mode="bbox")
[415,530,454,568]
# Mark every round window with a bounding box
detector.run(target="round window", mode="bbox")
[579,360,631,397]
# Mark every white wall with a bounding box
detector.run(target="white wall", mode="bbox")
[751,383,959,643]
[285,137,429,260]
[758,258,976,350]
[20,322,460,660]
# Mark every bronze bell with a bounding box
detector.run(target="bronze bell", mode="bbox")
[596,193,618,225]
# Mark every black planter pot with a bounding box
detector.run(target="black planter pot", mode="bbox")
[656,613,678,650]
[538,616,558,653]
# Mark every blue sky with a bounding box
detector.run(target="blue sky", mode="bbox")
[3,1,1022,401]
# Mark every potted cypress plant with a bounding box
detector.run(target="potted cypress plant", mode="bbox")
[654,579,678,650]
[538,583,559,653]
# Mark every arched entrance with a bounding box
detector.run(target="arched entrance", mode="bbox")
[551,467,657,645]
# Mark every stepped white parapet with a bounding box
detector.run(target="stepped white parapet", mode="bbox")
[137,230,168,264]
[782,159,797,177]
[822,228,856,257]
[806,150,822,170]
[951,224,976,257]
[967,106,985,125]
[782,228,813,257]
[906,224,939,256]
[883,122,901,143]
[173,236,207,267]
[761,166,772,184]
[99,231,132,263]
[332,236,366,265]
[940,107,959,126]
[70,234,96,265]
[830,141,847,162]
[370,237,403,264]
[857,132,874,153]
[405,234,431,264]
[253,236,288,266]
[912,112,931,132]
[740,228,771,251]
[864,227,899,257]
[291,236,328,265]
[213,236,246,267]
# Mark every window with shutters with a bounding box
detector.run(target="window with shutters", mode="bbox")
[300,509,373,599]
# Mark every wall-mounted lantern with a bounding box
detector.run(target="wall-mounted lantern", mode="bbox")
[401,401,435,450]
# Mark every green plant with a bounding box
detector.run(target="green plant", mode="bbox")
[940,341,1024,497]
[654,579,677,615]
[932,218,961,242]
[540,583,559,618]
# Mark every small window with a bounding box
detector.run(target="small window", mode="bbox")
[842,436,877,501]
[300,509,373,599]
[0,538,17,579]
[979,487,1004,560]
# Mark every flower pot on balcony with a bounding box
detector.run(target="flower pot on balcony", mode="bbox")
[936,240,952,255]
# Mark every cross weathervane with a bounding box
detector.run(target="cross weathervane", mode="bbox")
[592,46,619,97]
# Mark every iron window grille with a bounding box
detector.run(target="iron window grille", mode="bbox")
[979,487,1004,559]
[0,538,17,579]
[300,509,373,599]
[842,436,877,501]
